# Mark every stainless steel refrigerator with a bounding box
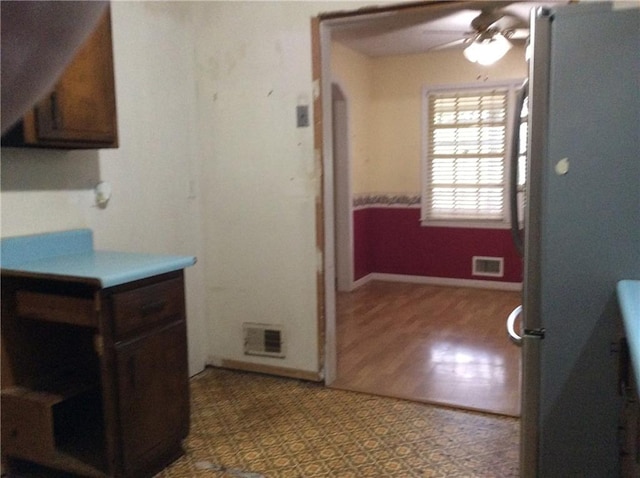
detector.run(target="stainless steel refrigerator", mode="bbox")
[506,3,640,476]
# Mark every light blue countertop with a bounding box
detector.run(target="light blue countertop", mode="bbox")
[0,229,195,288]
[618,280,640,394]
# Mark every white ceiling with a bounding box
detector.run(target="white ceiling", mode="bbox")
[329,1,568,57]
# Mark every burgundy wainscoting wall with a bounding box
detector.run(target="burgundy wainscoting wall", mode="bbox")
[353,207,523,283]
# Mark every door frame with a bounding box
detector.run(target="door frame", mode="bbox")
[331,82,353,293]
[312,0,472,385]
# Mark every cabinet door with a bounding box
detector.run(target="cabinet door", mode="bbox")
[3,8,119,149]
[36,8,117,147]
[115,321,189,476]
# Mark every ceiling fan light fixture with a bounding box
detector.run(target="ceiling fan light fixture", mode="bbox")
[463,32,512,65]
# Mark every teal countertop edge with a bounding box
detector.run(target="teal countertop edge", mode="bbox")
[1,229,196,288]
[618,280,640,394]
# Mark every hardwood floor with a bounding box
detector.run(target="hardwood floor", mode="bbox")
[330,280,522,417]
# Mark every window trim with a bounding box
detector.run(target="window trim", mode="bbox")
[420,79,525,229]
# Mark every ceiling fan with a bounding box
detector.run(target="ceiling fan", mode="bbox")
[432,6,530,64]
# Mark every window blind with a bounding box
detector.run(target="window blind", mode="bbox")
[424,90,509,222]
[517,96,529,221]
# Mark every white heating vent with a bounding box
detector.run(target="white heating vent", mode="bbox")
[472,256,504,278]
[243,323,285,358]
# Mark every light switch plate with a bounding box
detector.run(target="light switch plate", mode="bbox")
[296,105,309,127]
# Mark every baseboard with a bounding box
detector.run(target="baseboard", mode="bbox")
[353,272,522,291]
[214,359,323,382]
[351,274,371,290]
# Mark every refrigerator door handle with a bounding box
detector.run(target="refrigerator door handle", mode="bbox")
[509,79,528,257]
[507,304,546,344]
[506,305,523,344]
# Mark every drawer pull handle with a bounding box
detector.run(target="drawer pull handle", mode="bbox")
[140,300,166,316]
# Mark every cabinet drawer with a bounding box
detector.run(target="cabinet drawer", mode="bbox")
[1,384,104,469]
[112,278,184,338]
[1,387,61,461]
[15,291,96,327]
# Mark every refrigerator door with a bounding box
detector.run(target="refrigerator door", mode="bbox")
[523,3,640,477]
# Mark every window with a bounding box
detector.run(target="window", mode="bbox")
[421,82,522,227]
[516,95,528,224]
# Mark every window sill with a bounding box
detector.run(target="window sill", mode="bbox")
[420,219,510,229]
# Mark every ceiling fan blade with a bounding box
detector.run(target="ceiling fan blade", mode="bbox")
[471,10,505,32]
[503,27,530,40]
[429,37,473,51]
[470,3,530,32]
[492,13,528,31]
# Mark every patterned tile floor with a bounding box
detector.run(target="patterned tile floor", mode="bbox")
[156,368,520,478]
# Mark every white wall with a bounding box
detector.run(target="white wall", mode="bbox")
[1,0,396,379]
[369,46,527,194]
[191,1,380,374]
[330,41,374,196]
[0,1,208,376]
[331,42,527,197]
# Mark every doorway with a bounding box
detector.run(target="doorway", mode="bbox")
[317,2,524,416]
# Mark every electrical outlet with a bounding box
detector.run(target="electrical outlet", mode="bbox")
[296,105,309,128]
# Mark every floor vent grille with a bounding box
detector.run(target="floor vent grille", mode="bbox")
[243,323,285,358]
[472,256,504,278]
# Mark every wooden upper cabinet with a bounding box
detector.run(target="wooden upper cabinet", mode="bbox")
[2,8,118,149]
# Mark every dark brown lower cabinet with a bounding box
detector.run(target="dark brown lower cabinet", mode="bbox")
[618,337,640,478]
[1,271,190,477]
[621,372,640,477]
[115,322,189,476]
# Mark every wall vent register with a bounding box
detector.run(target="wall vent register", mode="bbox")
[243,323,285,358]
[472,256,504,277]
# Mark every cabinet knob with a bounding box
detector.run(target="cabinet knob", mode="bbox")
[140,300,166,316]
[93,335,104,357]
